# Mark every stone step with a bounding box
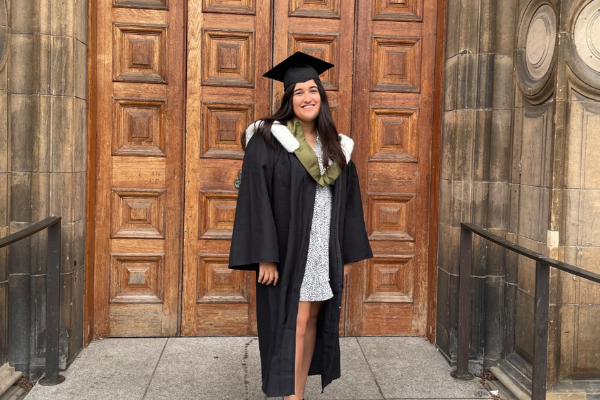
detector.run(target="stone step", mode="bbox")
[0,364,23,398]
[0,386,25,400]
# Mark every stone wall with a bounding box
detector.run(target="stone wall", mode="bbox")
[0,0,87,379]
[437,0,600,394]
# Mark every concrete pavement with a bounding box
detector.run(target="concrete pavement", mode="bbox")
[25,337,492,400]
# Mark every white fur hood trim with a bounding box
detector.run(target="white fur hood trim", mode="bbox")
[244,120,354,162]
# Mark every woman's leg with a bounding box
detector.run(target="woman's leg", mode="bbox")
[284,301,311,400]
[297,301,323,399]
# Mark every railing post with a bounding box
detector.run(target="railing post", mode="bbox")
[532,261,550,400]
[451,225,474,380]
[39,219,65,385]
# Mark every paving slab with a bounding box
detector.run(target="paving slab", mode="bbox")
[357,337,491,399]
[144,337,264,400]
[289,338,383,400]
[25,338,167,400]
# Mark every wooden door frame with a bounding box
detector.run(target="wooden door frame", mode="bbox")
[84,0,447,344]
[427,0,447,344]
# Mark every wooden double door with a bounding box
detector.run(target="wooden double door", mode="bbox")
[92,0,438,337]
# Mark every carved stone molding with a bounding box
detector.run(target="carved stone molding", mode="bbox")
[516,1,557,102]
[570,0,600,90]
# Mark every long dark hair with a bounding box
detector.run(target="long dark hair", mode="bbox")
[241,79,347,170]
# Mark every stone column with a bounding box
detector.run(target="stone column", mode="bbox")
[1,0,87,378]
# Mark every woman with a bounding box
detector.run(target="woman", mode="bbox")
[229,52,373,400]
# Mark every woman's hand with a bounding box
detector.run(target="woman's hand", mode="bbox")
[258,262,279,286]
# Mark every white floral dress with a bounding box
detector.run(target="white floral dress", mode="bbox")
[300,135,334,301]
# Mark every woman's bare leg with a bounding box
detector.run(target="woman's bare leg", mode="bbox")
[296,301,323,399]
[284,301,311,400]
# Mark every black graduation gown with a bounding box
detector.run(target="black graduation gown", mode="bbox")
[228,127,373,397]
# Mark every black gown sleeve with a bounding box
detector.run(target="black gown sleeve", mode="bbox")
[342,160,373,264]
[228,135,279,271]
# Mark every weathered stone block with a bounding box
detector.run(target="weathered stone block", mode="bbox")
[51,36,74,96]
[0,62,7,91]
[439,178,451,225]
[60,221,75,273]
[444,56,458,111]
[9,34,34,94]
[580,190,600,246]
[30,172,50,223]
[74,0,88,45]
[487,182,509,229]
[74,97,87,172]
[10,0,34,35]
[0,282,7,363]
[50,172,74,221]
[34,95,51,172]
[558,304,575,380]
[508,184,520,233]
[478,0,495,54]
[472,181,489,227]
[10,173,31,223]
[494,0,517,55]
[36,0,52,35]
[438,223,460,275]
[73,218,85,271]
[517,251,536,296]
[34,33,52,95]
[445,0,460,59]
[515,289,534,361]
[74,41,87,100]
[0,174,7,226]
[477,54,494,110]
[8,222,31,274]
[0,226,7,281]
[456,53,479,110]
[458,0,481,54]
[490,109,512,182]
[450,180,473,227]
[51,96,75,172]
[560,246,577,304]
[10,94,35,172]
[453,109,476,181]
[491,55,513,110]
[562,189,580,246]
[71,265,85,356]
[485,230,507,276]
[518,185,550,242]
[0,92,7,172]
[474,110,491,182]
[73,172,86,221]
[30,224,47,275]
[521,103,554,187]
[441,111,455,180]
[51,0,75,38]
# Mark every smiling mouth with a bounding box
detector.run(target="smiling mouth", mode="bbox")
[302,104,315,109]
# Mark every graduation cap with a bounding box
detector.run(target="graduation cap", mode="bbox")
[263,51,334,90]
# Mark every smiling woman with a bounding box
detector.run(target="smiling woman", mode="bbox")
[229,52,372,400]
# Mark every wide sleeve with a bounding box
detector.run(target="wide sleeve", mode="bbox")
[342,160,373,264]
[228,135,279,271]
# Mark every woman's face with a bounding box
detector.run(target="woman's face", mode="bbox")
[292,79,321,124]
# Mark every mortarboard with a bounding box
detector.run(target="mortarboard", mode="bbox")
[263,51,334,90]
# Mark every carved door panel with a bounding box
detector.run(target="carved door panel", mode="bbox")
[345,0,437,336]
[181,0,272,335]
[93,0,185,336]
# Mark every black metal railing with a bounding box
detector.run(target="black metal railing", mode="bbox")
[0,216,65,385]
[451,222,600,399]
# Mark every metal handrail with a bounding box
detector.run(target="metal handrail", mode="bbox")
[451,222,600,400]
[1,216,65,385]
